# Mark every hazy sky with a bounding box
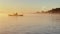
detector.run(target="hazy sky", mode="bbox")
[0,0,60,13]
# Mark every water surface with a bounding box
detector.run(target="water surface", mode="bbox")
[0,14,60,34]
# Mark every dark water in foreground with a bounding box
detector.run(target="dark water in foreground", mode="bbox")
[0,14,60,34]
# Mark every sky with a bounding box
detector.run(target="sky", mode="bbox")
[0,0,60,13]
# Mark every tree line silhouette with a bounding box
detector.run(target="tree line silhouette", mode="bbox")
[47,8,60,13]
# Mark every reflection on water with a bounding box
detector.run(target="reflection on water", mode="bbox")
[0,14,60,34]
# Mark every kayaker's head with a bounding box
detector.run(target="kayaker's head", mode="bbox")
[15,12,18,15]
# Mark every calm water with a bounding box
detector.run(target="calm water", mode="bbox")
[0,14,60,34]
